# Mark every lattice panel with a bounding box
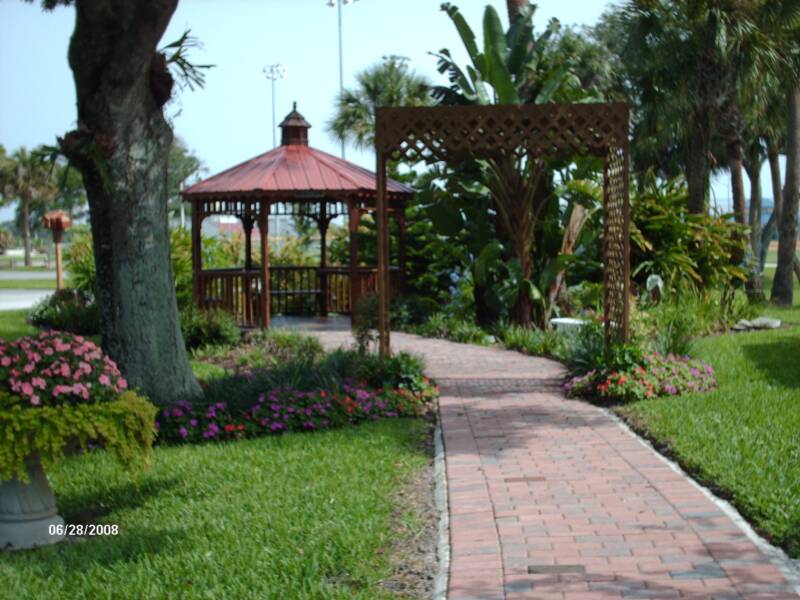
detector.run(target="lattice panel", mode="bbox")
[603,143,630,344]
[375,102,631,346]
[375,103,629,163]
[199,199,255,220]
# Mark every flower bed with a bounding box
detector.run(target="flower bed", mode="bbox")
[565,352,717,403]
[157,378,438,444]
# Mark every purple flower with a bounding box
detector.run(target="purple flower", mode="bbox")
[179,427,188,439]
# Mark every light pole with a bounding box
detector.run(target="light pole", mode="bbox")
[326,0,358,159]
[263,63,288,148]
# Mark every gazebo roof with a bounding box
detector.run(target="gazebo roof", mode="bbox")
[182,104,414,202]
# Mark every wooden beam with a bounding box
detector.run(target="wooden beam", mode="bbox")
[259,201,270,328]
[376,153,390,357]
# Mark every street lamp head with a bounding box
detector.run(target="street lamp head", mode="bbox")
[325,0,358,6]
[263,63,288,81]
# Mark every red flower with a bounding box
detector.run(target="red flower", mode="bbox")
[224,424,235,433]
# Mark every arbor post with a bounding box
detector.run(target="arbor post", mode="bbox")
[376,153,390,358]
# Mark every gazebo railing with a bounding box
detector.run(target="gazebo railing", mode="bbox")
[196,266,402,326]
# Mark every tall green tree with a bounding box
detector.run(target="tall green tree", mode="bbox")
[326,55,432,152]
[0,147,55,266]
[35,0,206,405]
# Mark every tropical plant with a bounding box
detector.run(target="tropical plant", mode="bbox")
[0,147,56,267]
[430,3,608,327]
[327,55,432,151]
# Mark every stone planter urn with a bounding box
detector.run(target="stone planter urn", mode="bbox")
[0,456,65,550]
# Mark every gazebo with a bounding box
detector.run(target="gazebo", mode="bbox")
[181,104,413,328]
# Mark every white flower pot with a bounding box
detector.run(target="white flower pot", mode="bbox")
[0,456,65,550]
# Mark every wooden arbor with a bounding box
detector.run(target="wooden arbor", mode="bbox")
[374,103,631,356]
[182,105,413,328]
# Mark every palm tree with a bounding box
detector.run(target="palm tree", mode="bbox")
[0,147,55,267]
[326,56,432,152]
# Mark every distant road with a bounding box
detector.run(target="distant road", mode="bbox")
[0,289,51,311]
[0,271,64,281]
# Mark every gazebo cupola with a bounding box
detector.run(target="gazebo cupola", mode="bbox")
[280,102,311,146]
[182,104,414,329]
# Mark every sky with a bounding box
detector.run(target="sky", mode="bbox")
[0,0,781,220]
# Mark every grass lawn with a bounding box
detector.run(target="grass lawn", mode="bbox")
[0,279,59,290]
[0,419,430,599]
[0,309,36,340]
[618,268,800,557]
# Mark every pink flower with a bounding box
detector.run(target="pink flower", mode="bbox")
[0,356,10,367]
[99,374,111,386]
[118,379,128,390]
[30,395,40,406]
[21,382,33,397]
[23,363,35,373]
[31,377,46,390]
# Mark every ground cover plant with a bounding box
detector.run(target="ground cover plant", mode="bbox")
[0,419,431,600]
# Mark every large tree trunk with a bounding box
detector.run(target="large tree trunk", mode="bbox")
[687,111,709,214]
[62,0,201,405]
[727,140,747,225]
[22,190,31,267]
[772,88,800,306]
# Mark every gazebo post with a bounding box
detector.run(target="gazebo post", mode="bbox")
[395,208,406,294]
[191,203,203,309]
[376,153,390,358]
[259,201,271,328]
[243,205,254,271]
[348,202,361,319]
[319,199,328,316]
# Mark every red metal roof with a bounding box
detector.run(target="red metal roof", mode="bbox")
[183,105,413,200]
[183,144,413,198]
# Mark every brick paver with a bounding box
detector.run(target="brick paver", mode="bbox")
[307,327,799,600]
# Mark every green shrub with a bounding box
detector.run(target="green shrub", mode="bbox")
[195,348,437,430]
[415,312,491,345]
[630,174,747,293]
[193,329,324,372]
[497,323,560,357]
[67,228,195,310]
[65,229,96,293]
[28,289,100,336]
[0,390,157,483]
[557,319,645,375]
[180,306,240,350]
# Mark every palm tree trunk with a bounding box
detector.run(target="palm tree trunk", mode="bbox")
[760,145,783,271]
[727,140,747,225]
[772,87,800,306]
[687,111,709,213]
[22,189,31,267]
[63,0,201,405]
[745,160,763,299]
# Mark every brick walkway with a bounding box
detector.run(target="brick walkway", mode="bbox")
[308,328,798,600]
